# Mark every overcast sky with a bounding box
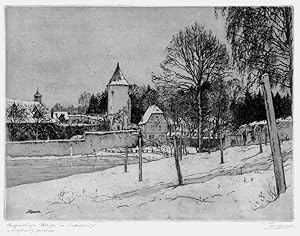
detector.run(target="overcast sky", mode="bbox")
[6,7,226,107]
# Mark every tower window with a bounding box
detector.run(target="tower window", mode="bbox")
[111,91,114,96]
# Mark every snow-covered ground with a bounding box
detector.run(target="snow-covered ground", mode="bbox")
[5,141,293,220]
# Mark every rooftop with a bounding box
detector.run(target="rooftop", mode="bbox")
[7,98,43,108]
[6,98,50,123]
[139,105,164,125]
[53,111,69,120]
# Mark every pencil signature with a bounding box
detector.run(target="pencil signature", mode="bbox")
[264,223,293,230]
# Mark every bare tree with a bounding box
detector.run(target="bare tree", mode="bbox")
[78,92,92,112]
[218,7,293,95]
[152,23,230,152]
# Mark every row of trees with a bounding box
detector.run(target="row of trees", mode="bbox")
[51,80,291,146]
[231,91,292,129]
[7,122,109,141]
[52,90,108,115]
[51,84,161,124]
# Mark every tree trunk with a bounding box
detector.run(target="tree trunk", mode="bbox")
[265,126,268,145]
[138,137,143,181]
[220,132,224,164]
[189,132,193,150]
[124,145,128,172]
[179,136,183,160]
[285,7,293,117]
[198,90,202,153]
[289,44,293,118]
[35,128,39,140]
[173,136,184,186]
[262,74,286,195]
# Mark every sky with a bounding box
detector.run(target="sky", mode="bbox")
[6,7,227,107]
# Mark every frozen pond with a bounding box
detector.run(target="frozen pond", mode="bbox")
[6,154,151,187]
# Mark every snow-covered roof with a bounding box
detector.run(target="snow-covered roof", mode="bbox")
[107,63,129,86]
[6,98,50,123]
[69,114,104,121]
[241,116,292,128]
[139,105,164,125]
[53,111,69,120]
[276,116,293,123]
[7,98,41,107]
[238,116,292,134]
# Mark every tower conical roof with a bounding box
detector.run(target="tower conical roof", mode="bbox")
[107,63,129,86]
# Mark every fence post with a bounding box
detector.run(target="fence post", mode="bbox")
[70,144,73,157]
[124,144,128,173]
[262,73,286,195]
[220,133,224,164]
[258,129,263,153]
[173,136,184,186]
[138,137,143,182]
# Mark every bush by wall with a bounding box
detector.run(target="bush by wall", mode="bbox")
[6,122,109,142]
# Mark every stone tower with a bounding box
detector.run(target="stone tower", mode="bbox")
[107,63,131,130]
[34,88,42,104]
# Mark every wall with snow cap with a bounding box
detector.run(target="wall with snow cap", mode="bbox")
[6,130,139,157]
[224,120,293,149]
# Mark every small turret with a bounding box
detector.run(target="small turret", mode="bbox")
[34,88,42,104]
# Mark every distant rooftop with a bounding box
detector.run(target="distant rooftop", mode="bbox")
[53,111,69,120]
[107,63,129,86]
[6,98,50,123]
[7,98,42,107]
[139,105,164,125]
